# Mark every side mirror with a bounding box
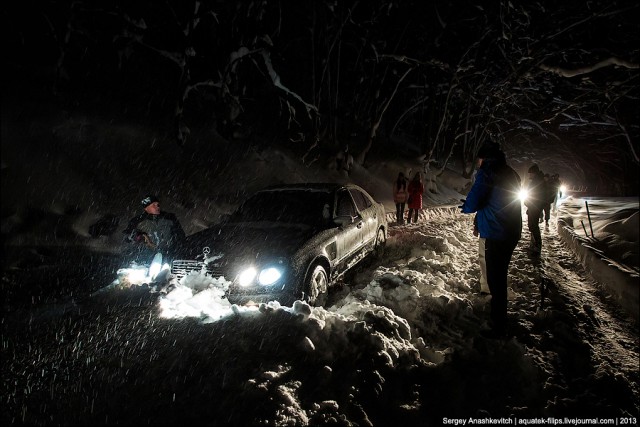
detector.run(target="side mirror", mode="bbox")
[322,204,331,220]
[334,216,354,227]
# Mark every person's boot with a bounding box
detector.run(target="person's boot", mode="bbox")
[529,237,541,254]
[534,238,542,254]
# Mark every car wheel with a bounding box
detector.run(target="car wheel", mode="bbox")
[304,264,329,307]
[373,228,386,259]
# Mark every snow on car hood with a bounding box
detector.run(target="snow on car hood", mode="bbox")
[183,222,321,261]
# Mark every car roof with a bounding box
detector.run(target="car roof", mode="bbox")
[258,183,366,193]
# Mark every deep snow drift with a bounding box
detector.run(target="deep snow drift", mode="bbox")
[2,204,638,426]
[2,120,638,425]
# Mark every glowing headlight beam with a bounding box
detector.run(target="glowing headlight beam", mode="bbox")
[258,267,282,286]
[149,261,162,280]
[125,267,148,283]
[148,252,164,280]
[116,265,149,284]
[238,267,257,287]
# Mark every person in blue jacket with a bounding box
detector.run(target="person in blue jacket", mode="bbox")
[460,141,522,338]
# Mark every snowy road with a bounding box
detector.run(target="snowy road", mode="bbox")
[351,209,640,419]
[2,210,638,425]
[524,221,639,389]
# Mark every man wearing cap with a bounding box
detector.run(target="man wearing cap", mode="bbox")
[123,195,185,262]
[460,141,522,338]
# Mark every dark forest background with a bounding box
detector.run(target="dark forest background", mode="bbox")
[3,0,639,194]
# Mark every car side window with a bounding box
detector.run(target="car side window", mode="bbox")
[336,190,357,217]
[349,189,372,211]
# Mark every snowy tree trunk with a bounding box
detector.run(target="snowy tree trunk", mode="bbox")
[356,67,413,166]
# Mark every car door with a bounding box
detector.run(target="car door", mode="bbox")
[334,189,365,261]
[349,188,377,245]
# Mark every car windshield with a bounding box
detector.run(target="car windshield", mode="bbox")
[232,190,331,226]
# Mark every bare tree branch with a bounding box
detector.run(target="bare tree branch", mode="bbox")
[540,57,639,78]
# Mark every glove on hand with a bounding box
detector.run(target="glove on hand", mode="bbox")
[129,230,150,245]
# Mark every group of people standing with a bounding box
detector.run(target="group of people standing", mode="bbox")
[393,171,425,224]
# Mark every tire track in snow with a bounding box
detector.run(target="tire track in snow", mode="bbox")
[490,213,638,412]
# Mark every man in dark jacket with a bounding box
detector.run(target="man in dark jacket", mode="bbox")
[123,195,185,263]
[542,173,555,227]
[525,164,545,253]
[461,141,521,337]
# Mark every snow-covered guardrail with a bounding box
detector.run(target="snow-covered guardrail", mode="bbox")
[557,217,639,322]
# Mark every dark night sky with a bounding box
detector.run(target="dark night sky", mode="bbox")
[3,0,639,194]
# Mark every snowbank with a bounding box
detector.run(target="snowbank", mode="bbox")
[556,196,639,321]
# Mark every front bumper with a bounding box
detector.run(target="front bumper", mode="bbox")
[172,258,300,306]
[226,282,298,306]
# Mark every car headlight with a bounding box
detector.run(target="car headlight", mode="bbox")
[258,267,282,286]
[236,265,284,287]
[238,267,257,286]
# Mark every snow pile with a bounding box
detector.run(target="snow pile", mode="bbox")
[556,196,639,319]
[2,113,639,424]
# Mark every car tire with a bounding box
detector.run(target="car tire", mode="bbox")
[373,228,386,259]
[303,264,329,307]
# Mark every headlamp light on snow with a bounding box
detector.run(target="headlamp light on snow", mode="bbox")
[116,261,170,285]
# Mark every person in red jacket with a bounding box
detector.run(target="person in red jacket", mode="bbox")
[406,172,424,224]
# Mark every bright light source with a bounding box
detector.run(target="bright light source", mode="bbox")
[560,185,567,195]
[149,259,162,280]
[518,188,529,202]
[148,253,164,280]
[116,266,149,284]
[258,267,282,286]
[238,267,257,286]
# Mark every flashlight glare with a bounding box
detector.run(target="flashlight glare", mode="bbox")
[518,188,529,202]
